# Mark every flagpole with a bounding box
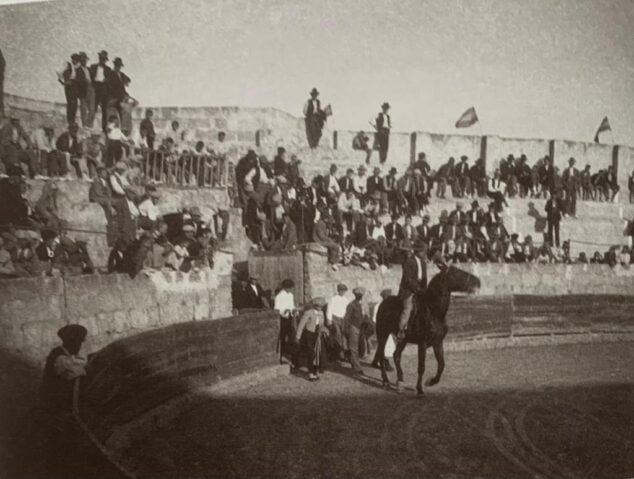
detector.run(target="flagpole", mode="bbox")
[609,130,616,145]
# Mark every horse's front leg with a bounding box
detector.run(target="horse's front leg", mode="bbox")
[377,332,389,388]
[425,341,445,387]
[416,340,427,397]
[393,340,406,392]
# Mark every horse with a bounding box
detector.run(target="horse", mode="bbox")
[375,265,480,397]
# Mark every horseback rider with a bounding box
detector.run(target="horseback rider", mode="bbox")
[397,245,448,340]
[397,244,428,340]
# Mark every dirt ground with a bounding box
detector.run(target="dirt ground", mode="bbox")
[123,341,633,479]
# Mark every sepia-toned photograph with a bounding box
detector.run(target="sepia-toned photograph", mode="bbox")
[0,0,632,477]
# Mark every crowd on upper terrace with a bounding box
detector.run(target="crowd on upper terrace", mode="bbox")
[236,148,634,269]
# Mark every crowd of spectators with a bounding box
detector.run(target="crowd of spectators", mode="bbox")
[236,149,634,270]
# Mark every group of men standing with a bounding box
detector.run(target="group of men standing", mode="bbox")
[303,88,391,164]
[58,50,131,132]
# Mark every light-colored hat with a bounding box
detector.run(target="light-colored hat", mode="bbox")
[150,190,161,198]
[115,161,127,171]
[182,224,195,232]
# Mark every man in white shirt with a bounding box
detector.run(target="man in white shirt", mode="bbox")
[274,278,296,364]
[326,283,349,360]
[337,190,362,232]
[324,164,341,196]
[110,161,131,199]
[354,165,368,205]
[138,189,161,226]
[487,168,508,210]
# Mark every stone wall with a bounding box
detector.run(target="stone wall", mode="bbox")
[0,265,233,368]
[485,135,551,174]
[78,309,279,445]
[303,245,634,305]
[413,131,483,173]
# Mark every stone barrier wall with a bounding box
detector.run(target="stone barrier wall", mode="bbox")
[0,267,233,368]
[303,245,634,305]
[78,309,279,445]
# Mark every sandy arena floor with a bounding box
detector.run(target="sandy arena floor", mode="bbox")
[125,342,633,479]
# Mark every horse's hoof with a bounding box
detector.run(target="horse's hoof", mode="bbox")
[425,378,439,387]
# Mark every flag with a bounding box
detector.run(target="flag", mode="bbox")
[455,107,479,128]
[323,104,333,117]
[594,116,611,143]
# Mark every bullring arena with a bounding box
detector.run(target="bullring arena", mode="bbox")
[1,1,634,476]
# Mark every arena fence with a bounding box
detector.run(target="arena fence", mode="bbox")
[141,150,230,188]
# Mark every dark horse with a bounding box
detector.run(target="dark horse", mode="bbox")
[375,266,480,396]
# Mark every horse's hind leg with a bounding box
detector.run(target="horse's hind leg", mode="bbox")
[416,341,427,397]
[377,331,389,387]
[425,341,445,387]
[393,340,406,391]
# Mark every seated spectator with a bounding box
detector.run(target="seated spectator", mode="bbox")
[83,132,105,178]
[354,165,368,204]
[113,187,140,244]
[122,234,154,278]
[314,212,340,270]
[55,123,83,178]
[0,117,39,178]
[34,181,61,231]
[105,115,128,168]
[139,108,156,150]
[590,251,603,264]
[107,237,127,273]
[109,161,131,200]
[352,130,372,163]
[620,246,632,265]
[435,157,456,199]
[31,122,61,178]
[487,168,508,210]
[185,226,215,271]
[270,212,298,252]
[578,252,589,264]
[242,273,271,309]
[506,233,524,263]
[61,238,94,275]
[0,165,30,226]
[337,190,362,233]
[35,228,64,275]
[0,235,17,278]
[522,235,538,262]
[89,166,114,222]
[137,188,161,230]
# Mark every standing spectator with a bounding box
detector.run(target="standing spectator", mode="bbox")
[110,57,130,118]
[326,283,349,360]
[114,187,139,244]
[1,117,38,177]
[366,167,384,203]
[343,287,367,375]
[89,50,112,132]
[352,130,372,164]
[470,157,487,197]
[294,296,327,380]
[413,169,429,214]
[83,132,104,177]
[109,161,130,200]
[516,155,532,198]
[77,52,93,128]
[375,102,391,164]
[605,165,619,202]
[581,165,593,200]
[545,190,564,247]
[55,123,82,178]
[561,157,580,217]
[455,155,470,197]
[629,169,634,204]
[303,88,325,148]
[140,109,156,150]
[413,152,431,176]
[42,324,87,475]
[371,288,395,370]
[337,190,361,232]
[436,157,456,199]
[275,278,296,364]
[57,53,85,126]
[105,115,128,168]
[539,156,554,197]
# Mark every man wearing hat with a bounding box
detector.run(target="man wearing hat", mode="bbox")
[561,157,580,217]
[76,51,94,127]
[57,53,87,126]
[385,213,405,263]
[55,122,82,177]
[42,323,88,472]
[111,57,131,119]
[242,272,271,310]
[272,146,288,178]
[371,288,395,371]
[343,287,368,375]
[295,296,327,380]
[138,187,162,229]
[324,163,341,197]
[109,160,130,199]
[397,243,428,340]
[375,102,391,164]
[303,87,324,148]
[89,50,113,132]
[456,155,471,198]
[354,164,368,206]
[31,121,59,176]
[383,166,398,215]
[326,283,350,360]
[415,214,432,249]
[367,166,384,203]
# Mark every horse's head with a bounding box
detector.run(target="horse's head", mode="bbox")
[443,265,480,294]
